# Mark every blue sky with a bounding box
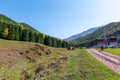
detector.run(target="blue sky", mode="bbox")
[0,0,120,39]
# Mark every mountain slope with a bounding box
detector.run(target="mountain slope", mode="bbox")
[20,23,38,32]
[0,39,69,80]
[72,21,120,47]
[0,14,69,48]
[0,14,38,32]
[0,14,16,23]
[64,27,99,41]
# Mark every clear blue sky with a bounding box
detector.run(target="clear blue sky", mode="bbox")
[0,0,120,39]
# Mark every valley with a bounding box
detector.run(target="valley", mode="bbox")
[1,0,120,79]
[0,13,120,80]
[0,39,120,80]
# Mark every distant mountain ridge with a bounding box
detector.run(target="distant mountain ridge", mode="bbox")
[64,27,100,41]
[71,21,120,47]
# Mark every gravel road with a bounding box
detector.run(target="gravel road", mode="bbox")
[87,49,120,74]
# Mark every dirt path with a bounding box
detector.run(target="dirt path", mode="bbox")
[87,49,120,74]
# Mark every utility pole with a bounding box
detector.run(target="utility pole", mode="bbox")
[103,26,109,48]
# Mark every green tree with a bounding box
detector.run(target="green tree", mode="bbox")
[52,37,57,47]
[29,31,35,42]
[36,33,44,44]
[57,39,62,48]
[14,26,20,40]
[19,27,22,40]
[0,23,4,38]
[7,25,15,40]
[44,36,52,46]
[22,29,29,41]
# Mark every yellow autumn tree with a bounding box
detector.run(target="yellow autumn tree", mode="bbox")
[2,28,9,37]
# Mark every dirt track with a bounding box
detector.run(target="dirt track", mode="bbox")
[87,49,120,74]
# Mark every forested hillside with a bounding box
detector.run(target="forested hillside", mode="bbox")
[0,14,69,48]
[72,22,120,47]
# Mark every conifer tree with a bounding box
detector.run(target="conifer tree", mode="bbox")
[44,36,52,46]
[7,25,15,40]
[14,26,20,40]
[19,27,22,40]
[57,39,62,48]
[22,29,29,41]
[52,37,57,47]
[29,31,35,42]
[40,33,44,44]
[0,23,3,38]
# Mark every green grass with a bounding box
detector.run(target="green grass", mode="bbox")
[103,48,120,56]
[96,47,120,56]
[0,39,120,80]
[0,39,70,80]
[45,49,120,80]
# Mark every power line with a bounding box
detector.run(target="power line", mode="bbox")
[103,26,109,48]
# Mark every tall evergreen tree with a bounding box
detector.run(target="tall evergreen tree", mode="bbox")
[52,37,57,47]
[29,31,35,42]
[0,22,4,38]
[7,25,15,40]
[62,41,68,48]
[57,39,62,48]
[22,29,29,41]
[14,26,20,40]
[36,33,44,44]
[19,27,22,40]
[44,35,52,46]
[39,33,44,44]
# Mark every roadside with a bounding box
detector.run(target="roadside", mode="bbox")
[34,49,120,80]
[87,48,120,74]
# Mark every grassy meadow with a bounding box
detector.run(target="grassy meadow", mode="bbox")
[0,39,120,80]
[44,49,120,80]
[96,47,120,56]
[104,48,120,56]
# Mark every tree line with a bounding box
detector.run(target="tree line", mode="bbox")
[0,21,70,48]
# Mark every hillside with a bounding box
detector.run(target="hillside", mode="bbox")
[0,14,16,23]
[0,14,37,31]
[0,14,69,48]
[20,23,38,32]
[72,21,120,47]
[0,39,120,80]
[64,27,99,41]
[0,39,70,80]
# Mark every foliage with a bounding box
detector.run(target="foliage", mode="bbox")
[0,14,70,48]
[2,27,8,38]
[0,39,120,79]
[45,49,120,80]
[103,48,120,56]
[72,22,120,47]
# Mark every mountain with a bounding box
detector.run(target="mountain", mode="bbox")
[64,27,100,41]
[0,14,69,48]
[71,21,120,47]
[0,14,16,23]
[20,23,38,32]
[0,14,37,31]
